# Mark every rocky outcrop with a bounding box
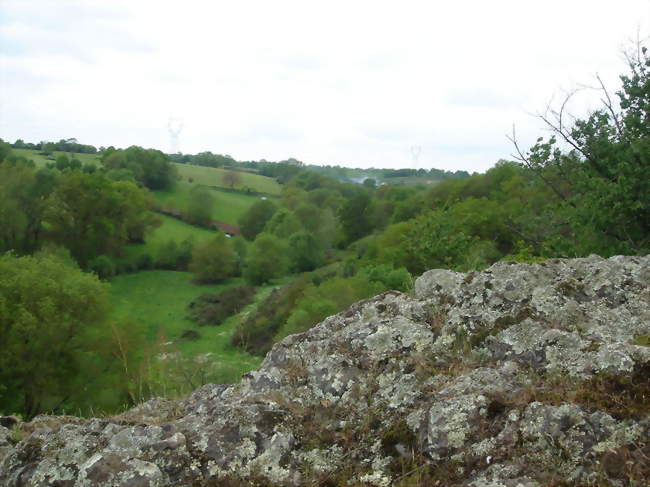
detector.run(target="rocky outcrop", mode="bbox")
[2,255,649,486]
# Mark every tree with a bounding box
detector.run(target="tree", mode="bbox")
[221,170,242,188]
[101,146,177,190]
[243,233,288,285]
[288,231,324,272]
[0,252,109,417]
[239,199,278,240]
[44,173,158,265]
[0,156,57,254]
[189,233,238,283]
[265,208,303,237]
[187,187,215,226]
[510,42,650,255]
[338,192,374,244]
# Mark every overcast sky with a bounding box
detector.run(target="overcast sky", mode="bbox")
[0,1,648,172]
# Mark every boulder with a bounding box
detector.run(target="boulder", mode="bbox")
[2,255,649,485]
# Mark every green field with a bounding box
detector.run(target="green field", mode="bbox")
[109,271,265,382]
[154,181,270,225]
[174,163,281,195]
[120,213,218,262]
[13,148,101,167]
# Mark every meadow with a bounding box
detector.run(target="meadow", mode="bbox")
[174,163,281,195]
[119,213,217,262]
[108,270,280,389]
[153,181,272,225]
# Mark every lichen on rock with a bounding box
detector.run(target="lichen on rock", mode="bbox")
[1,255,649,486]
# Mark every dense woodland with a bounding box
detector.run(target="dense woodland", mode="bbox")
[0,44,648,419]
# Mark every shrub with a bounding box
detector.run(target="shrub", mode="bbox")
[243,233,288,285]
[187,285,256,326]
[232,276,311,355]
[88,255,116,279]
[189,233,238,283]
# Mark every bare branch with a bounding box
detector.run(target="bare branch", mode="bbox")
[506,125,574,206]
[595,73,625,140]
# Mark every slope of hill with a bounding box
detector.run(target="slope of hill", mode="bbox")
[2,255,649,485]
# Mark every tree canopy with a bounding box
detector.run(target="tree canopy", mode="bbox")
[0,252,109,417]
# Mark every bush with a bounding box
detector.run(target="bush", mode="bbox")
[135,253,154,270]
[187,285,256,326]
[232,276,311,355]
[243,233,288,285]
[189,233,238,283]
[359,264,413,292]
[88,255,116,279]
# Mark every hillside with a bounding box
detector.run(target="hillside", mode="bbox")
[2,255,648,485]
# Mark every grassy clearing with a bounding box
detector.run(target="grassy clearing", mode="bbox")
[109,271,264,378]
[174,163,281,195]
[154,181,269,225]
[121,213,217,261]
[13,148,101,167]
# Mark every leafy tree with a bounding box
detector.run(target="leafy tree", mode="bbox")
[238,199,278,240]
[512,43,650,255]
[339,192,374,244]
[243,233,288,285]
[0,252,109,417]
[265,208,303,237]
[101,146,177,190]
[402,209,477,274]
[44,173,157,265]
[288,231,324,272]
[221,170,242,188]
[187,187,215,226]
[0,158,57,254]
[189,233,238,283]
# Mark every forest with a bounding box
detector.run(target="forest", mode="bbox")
[0,44,648,420]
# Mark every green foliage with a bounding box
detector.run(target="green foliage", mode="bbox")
[243,233,289,285]
[274,274,384,342]
[0,253,109,417]
[187,286,255,326]
[238,199,278,240]
[88,255,116,279]
[231,276,311,355]
[44,173,158,265]
[403,209,478,274]
[189,233,238,283]
[264,208,303,237]
[288,231,325,272]
[521,44,650,255]
[0,159,57,254]
[102,146,177,190]
[186,186,215,226]
[338,192,375,244]
[359,264,413,292]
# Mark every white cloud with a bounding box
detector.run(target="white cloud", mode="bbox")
[0,0,648,171]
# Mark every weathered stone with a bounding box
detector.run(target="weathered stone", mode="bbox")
[1,255,649,486]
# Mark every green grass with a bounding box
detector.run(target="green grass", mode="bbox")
[154,181,270,225]
[109,271,264,377]
[13,148,101,167]
[174,163,281,195]
[120,213,218,262]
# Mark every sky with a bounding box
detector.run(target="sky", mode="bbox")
[0,1,648,172]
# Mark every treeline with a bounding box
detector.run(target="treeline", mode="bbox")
[12,137,99,154]
[228,44,650,355]
[0,143,177,267]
